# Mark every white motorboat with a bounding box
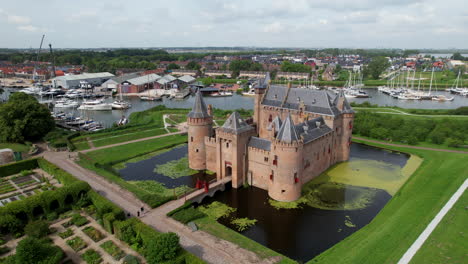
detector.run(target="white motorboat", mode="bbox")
[54,100,79,108]
[139,95,162,101]
[78,99,112,111]
[242,88,256,96]
[432,95,454,101]
[210,91,233,97]
[111,100,131,110]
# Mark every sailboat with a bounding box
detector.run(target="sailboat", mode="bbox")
[112,85,131,109]
[139,74,161,101]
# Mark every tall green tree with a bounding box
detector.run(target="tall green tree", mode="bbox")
[167,63,180,70]
[15,237,63,264]
[451,52,465,60]
[0,93,55,143]
[363,56,390,79]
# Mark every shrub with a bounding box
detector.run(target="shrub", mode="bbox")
[15,237,63,264]
[46,212,58,221]
[81,249,102,264]
[66,236,87,252]
[82,226,105,242]
[71,214,88,227]
[100,240,125,260]
[58,228,74,239]
[123,255,141,264]
[0,159,38,177]
[0,214,23,234]
[24,220,50,238]
[145,232,180,263]
[20,170,34,176]
[171,207,206,224]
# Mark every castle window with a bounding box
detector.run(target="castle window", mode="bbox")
[281,190,285,193]
[273,155,278,166]
[264,157,268,162]
[270,170,274,181]
[349,121,353,130]
[226,142,229,148]
[190,137,193,142]
[268,115,272,122]
[196,149,199,153]
[294,173,298,184]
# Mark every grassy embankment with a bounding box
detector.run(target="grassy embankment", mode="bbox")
[0,143,29,152]
[309,138,468,264]
[410,190,467,264]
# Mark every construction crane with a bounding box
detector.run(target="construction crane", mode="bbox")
[49,43,56,78]
[32,34,45,82]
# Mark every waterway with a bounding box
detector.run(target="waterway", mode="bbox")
[1,87,467,128]
[197,143,411,262]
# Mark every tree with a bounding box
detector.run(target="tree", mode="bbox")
[0,93,55,143]
[0,214,22,235]
[167,63,180,70]
[451,52,465,60]
[24,220,50,238]
[15,237,63,264]
[145,232,180,263]
[186,61,201,71]
[446,137,463,147]
[281,61,311,73]
[364,56,390,79]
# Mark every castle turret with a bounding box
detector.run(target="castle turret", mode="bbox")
[334,89,355,162]
[269,114,303,202]
[187,91,212,170]
[254,73,270,133]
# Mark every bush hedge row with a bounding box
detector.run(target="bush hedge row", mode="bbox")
[0,158,38,177]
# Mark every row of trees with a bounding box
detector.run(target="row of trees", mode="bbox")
[353,111,467,147]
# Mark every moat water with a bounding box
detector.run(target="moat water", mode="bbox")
[115,142,411,262]
[117,145,215,188]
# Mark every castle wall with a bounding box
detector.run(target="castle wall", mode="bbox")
[301,132,335,183]
[247,147,271,190]
[204,137,217,172]
[188,117,212,170]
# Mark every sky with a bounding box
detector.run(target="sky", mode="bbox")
[0,0,467,49]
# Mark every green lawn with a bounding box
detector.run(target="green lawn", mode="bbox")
[0,143,29,153]
[84,134,187,164]
[410,190,467,264]
[309,139,468,264]
[91,128,168,147]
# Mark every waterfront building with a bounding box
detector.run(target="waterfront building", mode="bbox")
[52,72,114,89]
[187,73,355,202]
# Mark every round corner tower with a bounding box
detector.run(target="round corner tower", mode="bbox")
[268,114,303,202]
[187,91,213,170]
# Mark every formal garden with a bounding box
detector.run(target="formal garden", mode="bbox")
[0,158,204,264]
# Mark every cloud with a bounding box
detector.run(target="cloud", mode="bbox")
[262,22,285,33]
[17,25,39,32]
[7,15,31,24]
[67,9,98,22]
[192,24,214,32]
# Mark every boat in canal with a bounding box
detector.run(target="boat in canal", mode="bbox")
[78,99,112,111]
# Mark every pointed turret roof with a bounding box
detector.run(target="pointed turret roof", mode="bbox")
[276,114,299,143]
[187,90,210,118]
[220,112,253,134]
[267,116,282,131]
[256,72,270,89]
[333,89,354,113]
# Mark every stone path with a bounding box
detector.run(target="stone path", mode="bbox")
[397,179,468,264]
[353,137,468,154]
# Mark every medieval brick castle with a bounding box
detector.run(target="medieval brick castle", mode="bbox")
[187,73,354,202]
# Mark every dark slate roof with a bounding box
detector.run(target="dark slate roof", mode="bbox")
[248,137,271,151]
[262,85,342,116]
[276,114,299,143]
[294,116,333,143]
[267,116,282,131]
[255,72,270,89]
[187,91,210,118]
[219,112,254,134]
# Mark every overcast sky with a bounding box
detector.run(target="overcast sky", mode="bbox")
[0,0,467,49]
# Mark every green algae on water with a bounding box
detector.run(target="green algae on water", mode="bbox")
[344,215,356,228]
[154,154,198,179]
[199,201,236,220]
[231,217,258,232]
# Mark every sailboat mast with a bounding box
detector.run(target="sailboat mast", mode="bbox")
[429,68,434,94]
[33,34,45,82]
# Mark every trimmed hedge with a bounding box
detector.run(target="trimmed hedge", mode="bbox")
[37,158,79,185]
[0,158,39,177]
[167,202,193,217]
[171,207,206,224]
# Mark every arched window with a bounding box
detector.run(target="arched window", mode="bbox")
[349,121,353,130]
[268,114,273,122]
[190,137,193,142]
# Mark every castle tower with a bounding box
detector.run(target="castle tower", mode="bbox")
[334,89,355,162]
[254,72,270,133]
[216,112,255,188]
[187,91,212,170]
[269,115,303,202]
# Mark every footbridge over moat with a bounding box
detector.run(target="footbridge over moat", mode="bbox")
[186,176,232,204]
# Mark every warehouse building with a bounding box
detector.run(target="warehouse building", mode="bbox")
[52,72,114,89]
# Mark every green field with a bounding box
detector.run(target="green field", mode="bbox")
[309,139,468,264]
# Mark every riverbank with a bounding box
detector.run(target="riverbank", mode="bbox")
[310,138,468,264]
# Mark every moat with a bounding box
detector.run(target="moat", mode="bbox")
[196,143,412,262]
[116,143,415,262]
